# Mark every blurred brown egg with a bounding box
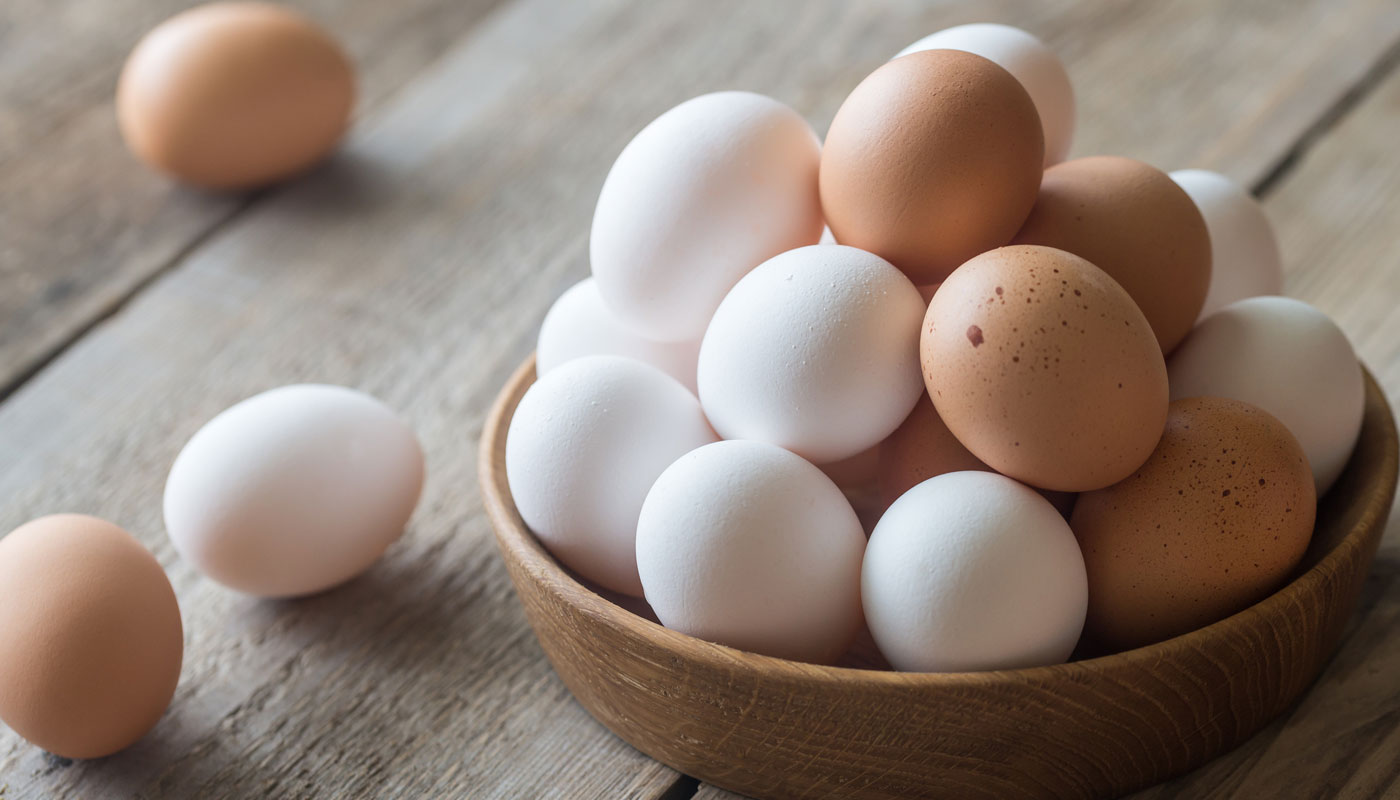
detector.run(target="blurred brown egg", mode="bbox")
[1011,156,1211,353]
[1071,397,1316,651]
[922,245,1168,492]
[820,49,1044,284]
[117,2,355,190]
[0,515,183,759]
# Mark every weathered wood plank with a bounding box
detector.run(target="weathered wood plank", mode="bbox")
[0,0,508,398]
[1,0,1399,797]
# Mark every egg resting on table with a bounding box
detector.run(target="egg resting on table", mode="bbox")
[1168,296,1364,495]
[0,515,183,759]
[921,245,1168,492]
[1071,397,1316,651]
[636,440,865,664]
[164,384,424,598]
[1012,156,1212,354]
[820,48,1044,285]
[897,23,1075,166]
[506,356,718,596]
[591,91,823,342]
[117,1,354,190]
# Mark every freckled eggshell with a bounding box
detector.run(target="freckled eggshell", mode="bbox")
[537,277,700,394]
[1170,169,1283,319]
[1071,397,1316,651]
[0,515,182,759]
[862,471,1087,672]
[117,2,355,190]
[506,356,718,596]
[164,384,425,598]
[1012,156,1212,353]
[698,244,926,464]
[1168,296,1364,495]
[591,91,824,342]
[820,49,1044,285]
[897,23,1075,166]
[636,440,865,664]
[922,245,1169,492]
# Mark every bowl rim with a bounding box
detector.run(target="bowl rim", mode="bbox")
[480,354,1399,689]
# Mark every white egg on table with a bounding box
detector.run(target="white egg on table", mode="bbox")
[164,384,425,598]
[697,244,926,464]
[636,440,866,664]
[590,91,824,342]
[506,355,717,596]
[862,470,1088,672]
[1170,169,1284,319]
[1168,296,1364,495]
[897,23,1075,166]
[537,277,700,393]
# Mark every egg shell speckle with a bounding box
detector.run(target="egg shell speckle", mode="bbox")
[1071,397,1316,651]
[922,245,1168,492]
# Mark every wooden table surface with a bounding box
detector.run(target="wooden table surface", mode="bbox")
[2,0,1399,797]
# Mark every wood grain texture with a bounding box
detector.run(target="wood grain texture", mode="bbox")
[0,0,1399,798]
[482,354,1397,800]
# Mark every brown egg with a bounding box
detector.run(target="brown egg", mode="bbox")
[1011,156,1212,353]
[0,515,183,758]
[1071,397,1316,651]
[117,2,355,190]
[878,395,1078,516]
[820,49,1044,284]
[922,245,1168,492]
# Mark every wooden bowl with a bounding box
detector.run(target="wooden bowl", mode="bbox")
[479,356,1398,800]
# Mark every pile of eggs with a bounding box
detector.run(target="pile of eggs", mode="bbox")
[508,23,1366,670]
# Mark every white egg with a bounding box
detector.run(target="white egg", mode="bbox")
[590,91,824,342]
[1169,169,1283,319]
[1168,296,1363,494]
[636,440,865,664]
[897,23,1075,166]
[537,277,700,393]
[505,356,717,596]
[697,244,925,464]
[164,384,424,598]
[862,470,1087,672]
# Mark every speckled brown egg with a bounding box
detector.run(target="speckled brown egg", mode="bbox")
[0,515,183,759]
[922,245,1168,492]
[1011,156,1212,354]
[820,49,1044,284]
[118,2,355,190]
[1071,397,1316,651]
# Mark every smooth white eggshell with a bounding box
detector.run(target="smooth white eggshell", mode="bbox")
[697,245,926,464]
[1170,169,1284,319]
[505,356,717,596]
[537,277,700,393]
[863,471,1087,672]
[898,23,1075,166]
[590,91,824,342]
[164,384,424,598]
[636,440,865,664]
[1168,296,1363,494]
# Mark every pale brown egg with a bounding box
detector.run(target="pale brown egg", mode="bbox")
[820,49,1044,284]
[878,395,1077,516]
[117,2,355,190]
[921,245,1168,492]
[1071,397,1316,651]
[0,515,183,759]
[1011,156,1212,353]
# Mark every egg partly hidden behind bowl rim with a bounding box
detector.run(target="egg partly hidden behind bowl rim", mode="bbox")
[117,1,355,190]
[0,515,183,759]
